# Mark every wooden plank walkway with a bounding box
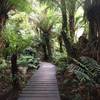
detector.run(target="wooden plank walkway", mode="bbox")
[18,62,60,100]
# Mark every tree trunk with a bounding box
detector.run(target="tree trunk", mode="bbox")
[83,2,100,63]
[11,53,20,89]
[0,14,8,56]
[89,21,97,42]
[69,14,75,43]
[40,30,48,60]
[42,43,48,60]
[58,35,63,52]
[97,22,100,63]
[45,32,52,60]
[42,32,52,61]
[0,15,6,31]
[60,0,76,58]
[97,39,100,63]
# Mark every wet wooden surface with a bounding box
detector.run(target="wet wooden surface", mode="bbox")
[18,62,60,100]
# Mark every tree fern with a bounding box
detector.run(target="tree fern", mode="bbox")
[0,0,32,16]
[9,0,32,12]
[70,57,100,84]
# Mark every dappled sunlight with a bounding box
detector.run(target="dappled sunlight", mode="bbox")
[75,28,84,38]
[40,62,55,68]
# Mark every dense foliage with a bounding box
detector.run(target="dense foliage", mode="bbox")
[0,0,100,100]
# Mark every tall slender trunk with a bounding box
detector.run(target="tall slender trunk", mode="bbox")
[0,15,7,54]
[45,32,52,60]
[60,0,76,57]
[0,15,6,31]
[42,32,52,61]
[11,53,19,89]
[40,30,48,60]
[89,21,97,42]
[69,14,75,43]
[42,43,48,60]
[97,22,100,63]
[58,35,63,52]
[97,38,100,63]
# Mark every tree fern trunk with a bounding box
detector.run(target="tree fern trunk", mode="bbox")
[69,14,75,43]
[0,15,6,31]
[58,35,63,52]
[45,32,52,60]
[0,15,7,56]
[60,0,76,57]
[42,43,48,60]
[89,21,97,42]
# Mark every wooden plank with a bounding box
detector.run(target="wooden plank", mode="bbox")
[21,91,58,94]
[18,62,60,100]
[18,97,59,100]
[20,93,59,97]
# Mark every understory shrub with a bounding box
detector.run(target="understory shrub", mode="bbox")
[57,56,100,100]
[17,55,39,69]
[0,58,7,70]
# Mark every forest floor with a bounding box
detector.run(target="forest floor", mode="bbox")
[56,57,100,100]
[0,66,35,100]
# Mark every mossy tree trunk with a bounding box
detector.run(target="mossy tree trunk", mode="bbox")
[88,21,97,42]
[40,30,48,60]
[60,0,76,58]
[44,32,52,61]
[42,43,48,60]
[58,35,63,53]
[69,14,75,43]
[83,3,100,63]
[0,14,7,55]
[41,31,52,61]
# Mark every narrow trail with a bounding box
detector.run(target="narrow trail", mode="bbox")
[18,62,60,100]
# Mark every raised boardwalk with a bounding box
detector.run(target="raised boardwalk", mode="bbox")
[18,62,60,100]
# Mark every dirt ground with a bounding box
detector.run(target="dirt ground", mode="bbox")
[0,67,34,100]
